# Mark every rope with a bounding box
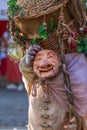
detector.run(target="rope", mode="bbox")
[57,3,81,130]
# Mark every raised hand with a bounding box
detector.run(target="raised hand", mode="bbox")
[25,45,42,66]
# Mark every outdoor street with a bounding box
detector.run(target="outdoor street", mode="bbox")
[0,85,28,130]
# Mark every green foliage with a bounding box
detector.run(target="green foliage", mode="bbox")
[40,31,48,40]
[38,24,45,33]
[49,18,58,32]
[32,38,40,45]
[77,45,83,52]
[38,18,58,40]
[77,38,87,53]
[38,24,48,40]
[7,0,21,18]
[79,38,87,46]
[15,30,19,36]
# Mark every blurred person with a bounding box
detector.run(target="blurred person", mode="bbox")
[2,31,10,48]
[6,34,24,91]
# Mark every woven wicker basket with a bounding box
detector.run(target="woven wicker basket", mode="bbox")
[9,0,86,53]
[15,7,71,39]
[41,20,79,53]
[16,0,65,18]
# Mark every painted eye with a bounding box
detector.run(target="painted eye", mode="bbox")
[37,57,42,61]
[48,55,53,59]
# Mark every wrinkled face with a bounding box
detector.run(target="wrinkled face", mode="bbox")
[33,50,61,79]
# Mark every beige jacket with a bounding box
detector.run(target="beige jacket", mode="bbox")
[20,56,66,130]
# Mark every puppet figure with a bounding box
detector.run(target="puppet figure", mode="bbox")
[20,49,66,130]
[20,47,87,130]
[7,0,87,130]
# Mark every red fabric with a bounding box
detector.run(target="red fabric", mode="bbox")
[0,21,8,76]
[0,21,8,37]
[7,58,22,83]
[0,58,7,76]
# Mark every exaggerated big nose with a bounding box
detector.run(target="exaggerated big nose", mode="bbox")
[39,59,50,68]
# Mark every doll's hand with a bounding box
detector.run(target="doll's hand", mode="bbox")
[25,45,42,66]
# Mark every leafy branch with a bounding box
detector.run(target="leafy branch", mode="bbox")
[7,0,21,18]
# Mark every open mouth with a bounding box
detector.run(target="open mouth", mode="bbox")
[38,65,53,73]
[37,65,55,78]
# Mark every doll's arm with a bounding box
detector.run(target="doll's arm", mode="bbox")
[19,56,35,95]
[19,45,41,95]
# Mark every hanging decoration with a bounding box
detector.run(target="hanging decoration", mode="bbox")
[38,16,48,40]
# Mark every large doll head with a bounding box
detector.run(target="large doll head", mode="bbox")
[33,50,61,79]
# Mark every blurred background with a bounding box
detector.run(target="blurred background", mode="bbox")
[0,0,28,130]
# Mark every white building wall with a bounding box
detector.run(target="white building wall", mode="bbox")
[0,0,8,20]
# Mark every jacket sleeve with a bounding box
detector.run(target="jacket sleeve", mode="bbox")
[19,56,36,95]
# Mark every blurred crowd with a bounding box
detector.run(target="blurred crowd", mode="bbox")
[0,31,24,91]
